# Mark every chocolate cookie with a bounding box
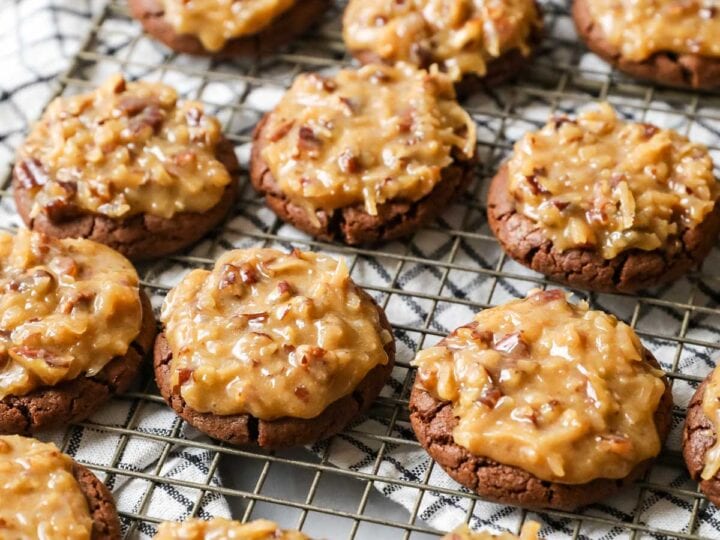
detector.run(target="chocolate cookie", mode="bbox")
[683,375,720,506]
[155,248,396,449]
[487,104,720,293]
[73,463,123,540]
[343,0,543,96]
[572,0,720,89]
[129,0,330,57]
[153,298,395,449]
[250,65,477,245]
[0,290,156,434]
[409,291,673,510]
[13,75,240,261]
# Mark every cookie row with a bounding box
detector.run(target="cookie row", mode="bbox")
[13,70,720,294]
[0,434,539,537]
[2,228,718,518]
[128,0,720,91]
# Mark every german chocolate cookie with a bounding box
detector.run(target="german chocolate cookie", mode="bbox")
[343,0,543,93]
[129,0,329,57]
[488,103,720,293]
[0,230,156,434]
[683,368,720,507]
[573,0,720,89]
[410,290,673,510]
[155,248,395,449]
[13,74,239,261]
[250,64,477,245]
[154,518,310,539]
[0,435,121,539]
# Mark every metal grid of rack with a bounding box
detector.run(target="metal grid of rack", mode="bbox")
[2,0,720,538]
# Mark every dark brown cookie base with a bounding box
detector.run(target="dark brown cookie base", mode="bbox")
[250,114,476,245]
[0,291,156,435]
[13,139,240,261]
[487,164,720,293]
[683,377,720,507]
[129,0,330,57]
[409,347,673,510]
[74,463,122,540]
[154,290,395,449]
[572,0,720,90]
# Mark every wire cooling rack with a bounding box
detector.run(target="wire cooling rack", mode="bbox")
[3,1,720,538]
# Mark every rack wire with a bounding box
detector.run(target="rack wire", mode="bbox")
[2,0,720,538]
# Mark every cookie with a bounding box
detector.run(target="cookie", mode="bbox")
[155,248,395,449]
[0,230,156,434]
[13,74,239,261]
[410,290,673,510]
[487,103,720,293]
[129,0,330,57]
[0,435,121,539]
[683,370,720,506]
[572,0,720,89]
[74,462,123,540]
[153,518,310,539]
[343,0,543,93]
[250,64,477,245]
[443,522,541,540]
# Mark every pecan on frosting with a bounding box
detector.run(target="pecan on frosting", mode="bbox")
[17,74,232,221]
[506,103,719,260]
[0,230,142,399]
[413,290,667,484]
[161,248,393,420]
[259,64,476,221]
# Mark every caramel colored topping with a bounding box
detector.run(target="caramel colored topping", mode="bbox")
[18,74,232,220]
[154,518,310,540]
[0,435,93,539]
[260,64,476,218]
[343,0,542,81]
[443,522,541,540]
[0,230,142,399]
[701,368,720,479]
[586,0,720,62]
[413,290,667,484]
[507,103,719,259]
[161,248,392,420]
[161,0,296,52]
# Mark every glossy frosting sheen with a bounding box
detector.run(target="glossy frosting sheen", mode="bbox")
[344,0,542,80]
[413,290,667,484]
[0,230,142,399]
[0,435,93,540]
[260,64,476,218]
[161,248,393,420]
[154,518,310,540]
[507,103,718,259]
[161,0,296,52]
[587,0,720,61]
[17,74,231,220]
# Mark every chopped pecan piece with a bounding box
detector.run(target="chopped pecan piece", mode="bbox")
[53,256,78,277]
[242,312,268,322]
[177,368,194,386]
[118,95,156,116]
[277,280,294,296]
[493,332,530,357]
[185,107,203,127]
[128,104,164,135]
[640,123,659,139]
[297,126,322,155]
[530,289,565,303]
[15,158,49,189]
[552,200,570,211]
[598,433,634,456]
[10,346,72,368]
[268,119,294,142]
[294,385,310,401]
[477,386,503,408]
[338,149,361,174]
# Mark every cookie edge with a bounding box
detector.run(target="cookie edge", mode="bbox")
[74,462,122,540]
[486,163,720,293]
[153,287,395,449]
